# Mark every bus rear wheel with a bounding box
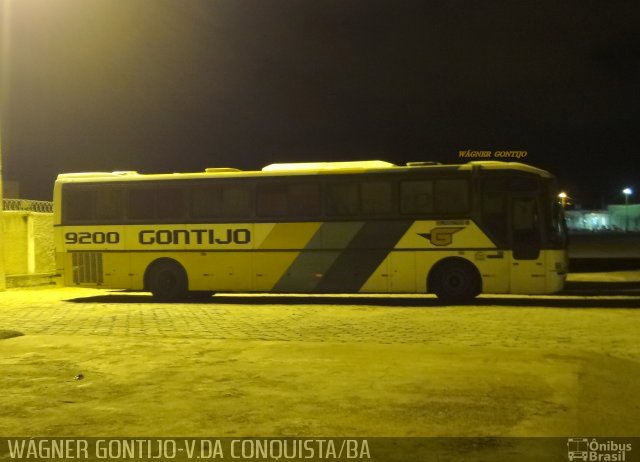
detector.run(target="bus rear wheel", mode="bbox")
[428,258,481,304]
[146,259,188,301]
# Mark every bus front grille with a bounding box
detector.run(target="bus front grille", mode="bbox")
[72,252,104,284]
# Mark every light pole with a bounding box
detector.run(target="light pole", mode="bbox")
[623,188,632,232]
[0,0,11,290]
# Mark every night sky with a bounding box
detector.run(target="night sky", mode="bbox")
[2,0,640,207]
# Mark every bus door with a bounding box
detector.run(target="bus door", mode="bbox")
[509,194,546,294]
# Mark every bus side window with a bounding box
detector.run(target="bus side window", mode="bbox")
[221,186,252,218]
[191,187,222,218]
[63,187,122,223]
[256,183,321,218]
[257,184,288,216]
[94,189,123,222]
[288,183,321,217]
[434,179,469,213]
[401,179,469,215]
[401,180,434,214]
[326,181,392,217]
[155,189,184,220]
[128,189,156,220]
[63,188,95,223]
[191,185,252,220]
[326,183,359,216]
[361,181,392,215]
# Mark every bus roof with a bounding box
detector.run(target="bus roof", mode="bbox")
[262,160,396,172]
[55,160,553,182]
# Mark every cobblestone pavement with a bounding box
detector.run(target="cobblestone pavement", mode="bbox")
[0,288,639,359]
[0,287,639,437]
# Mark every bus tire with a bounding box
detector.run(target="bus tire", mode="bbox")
[428,257,481,304]
[146,259,189,301]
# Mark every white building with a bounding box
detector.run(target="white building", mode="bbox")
[565,205,640,232]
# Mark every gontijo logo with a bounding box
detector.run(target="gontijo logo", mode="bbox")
[418,227,464,246]
[138,228,251,245]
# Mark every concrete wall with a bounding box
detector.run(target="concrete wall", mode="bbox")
[2,211,55,276]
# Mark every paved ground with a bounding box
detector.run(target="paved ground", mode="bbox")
[0,282,639,438]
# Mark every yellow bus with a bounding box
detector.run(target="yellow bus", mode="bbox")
[53,160,568,303]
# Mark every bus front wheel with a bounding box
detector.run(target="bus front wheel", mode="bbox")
[146,259,189,301]
[428,258,481,304]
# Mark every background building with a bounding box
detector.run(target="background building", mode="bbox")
[565,205,640,232]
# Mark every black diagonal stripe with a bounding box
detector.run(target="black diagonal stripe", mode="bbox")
[314,220,413,292]
[273,222,363,292]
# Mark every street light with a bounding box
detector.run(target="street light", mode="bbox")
[558,192,569,208]
[623,187,632,232]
